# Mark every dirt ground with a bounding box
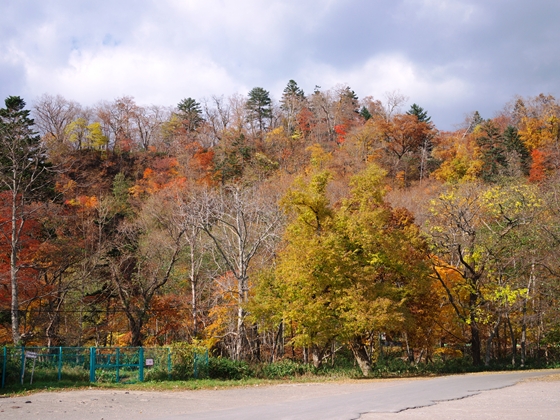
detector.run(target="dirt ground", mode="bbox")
[0,374,559,420]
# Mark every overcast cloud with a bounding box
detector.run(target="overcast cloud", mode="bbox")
[1,0,558,130]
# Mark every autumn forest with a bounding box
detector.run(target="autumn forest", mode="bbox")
[2,82,560,375]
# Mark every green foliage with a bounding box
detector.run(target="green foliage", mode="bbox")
[373,355,419,377]
[282,80,305,100]
[476,121,509,182]
[246,87,272,133]
[542,325,560,347]
[111,172,133,217]
[0,95,50,193]
[170,342,208,380]
[359,106,372,121]
[407,103,431,123]
[476,120,530,183]
[177,97,203,131]
[215,133,255,182]
[256,359,312,379]
[208,357,252,380]
[502,125,530,176]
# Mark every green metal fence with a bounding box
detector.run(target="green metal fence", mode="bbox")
[0,346,208,388]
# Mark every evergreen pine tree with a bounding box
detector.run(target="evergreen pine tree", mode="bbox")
[407,103,432,123]
[177,97,203,132]
[246,87,272,134]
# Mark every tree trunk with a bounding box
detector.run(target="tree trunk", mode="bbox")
[234,306,246,361]
[234,273,248,360]
[252,323,261,361]
[128,315,144,347]
[271,322,284,362]
[520,269,534,367]
[350,338,372,376]
[469,290,482,366]
[311,344,325,368]
[404,332,414,363]
[485,314,501,366]
[191,268,198,337]
[10,191,21,345]
[471,321,482,366]
[507,315,516,366]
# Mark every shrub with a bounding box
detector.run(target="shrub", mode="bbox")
[257,359,311,379]
[170,342,208,380]
[208,357,251,380]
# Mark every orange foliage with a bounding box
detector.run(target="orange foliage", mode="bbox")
[428,260,469,345]
[65,195,99,210]
[189,143,216,185]
[143,294,191,345]
[130,157,187,196]
[529,149,547,183]
[203,271,238,349]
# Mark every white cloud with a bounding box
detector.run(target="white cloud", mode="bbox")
[297,54,470,107]
[25,44,243,107]
[402,0,478,22]
[1,0,560,130]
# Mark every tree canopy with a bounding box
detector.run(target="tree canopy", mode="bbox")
[1,89,560,374]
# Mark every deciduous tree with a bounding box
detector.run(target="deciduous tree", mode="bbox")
[198,182,282,360]
[0,96,50,344]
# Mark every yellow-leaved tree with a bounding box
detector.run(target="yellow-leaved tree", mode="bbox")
[254,160,431,375]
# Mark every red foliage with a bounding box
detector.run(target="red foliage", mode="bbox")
[0,192,43,314]
[297,107,313,137]
[529,149,547,183]
[334,124,348,144]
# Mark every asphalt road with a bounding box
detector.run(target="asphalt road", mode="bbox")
[1,369,559,420]
[157,370,560,420]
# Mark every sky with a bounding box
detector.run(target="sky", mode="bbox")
[1,0,559,130]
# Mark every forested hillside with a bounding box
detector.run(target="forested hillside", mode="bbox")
[1,83,560,374]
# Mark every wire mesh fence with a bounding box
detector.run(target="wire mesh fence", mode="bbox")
[1,345,208,388]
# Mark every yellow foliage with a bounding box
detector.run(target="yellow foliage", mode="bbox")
[65,195,99,209]
[306,144,332,171]
[265,126,287,142]
[519,115,560,151]
[433,346,463,360]
[432,140,481,183]
[55,178,77,194]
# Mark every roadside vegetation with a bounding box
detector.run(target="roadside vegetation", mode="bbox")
[3,349,559,396]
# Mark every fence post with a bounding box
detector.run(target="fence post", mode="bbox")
[58,347,63,381]
[138,347,144,382]
[205,349,209,376]
[89,347,96,383]
[1,347,6,389]
[116,347,120,383]
[20,347,25,385]
[167,347,172,380]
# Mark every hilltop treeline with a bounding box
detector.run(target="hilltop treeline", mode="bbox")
[1,83,560,374]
